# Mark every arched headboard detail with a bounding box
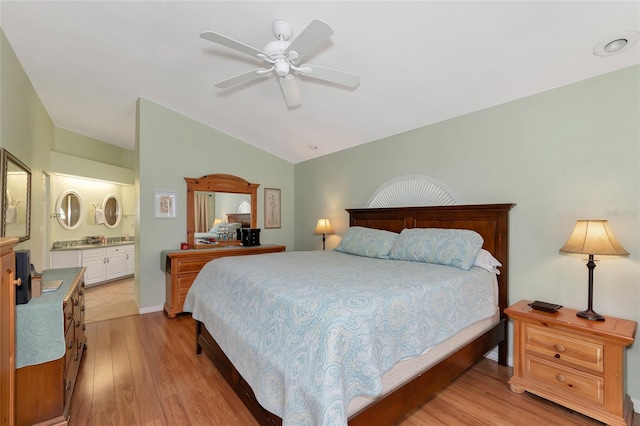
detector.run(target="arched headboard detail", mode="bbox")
[366,174,461,208]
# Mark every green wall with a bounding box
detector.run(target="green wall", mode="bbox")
[294,65,640,401]
[136,98,295,310]
[0,29,53,269]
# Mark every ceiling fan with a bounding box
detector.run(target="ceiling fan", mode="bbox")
[200,19,360,107]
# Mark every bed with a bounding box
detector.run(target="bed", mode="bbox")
[185,203,514,425]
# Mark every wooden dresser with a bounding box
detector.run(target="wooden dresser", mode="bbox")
[506,299,637,426]
[16,267,87,426]
[1,237,19,426]
[163,244,286,318]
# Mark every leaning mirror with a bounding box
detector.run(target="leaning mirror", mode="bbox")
[102,194,122,229]
[1,149,31,242]
[185,174,258,248]
[56,190,83,230]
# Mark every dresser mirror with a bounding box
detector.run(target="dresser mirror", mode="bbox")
[56,190,83,230]
[102,194,122,228]
[1,148,31,242]
[185,174,258,247]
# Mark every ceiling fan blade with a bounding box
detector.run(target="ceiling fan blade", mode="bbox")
[298,64,360,88]
[215,69,270,88]
[279,75,301,107]
[285,20,334,64]
[200,31,267,59]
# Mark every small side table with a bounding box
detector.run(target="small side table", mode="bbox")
[505,299,636,426]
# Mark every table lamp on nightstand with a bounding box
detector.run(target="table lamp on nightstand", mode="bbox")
[559,220,629,321]
[314,218,334,250]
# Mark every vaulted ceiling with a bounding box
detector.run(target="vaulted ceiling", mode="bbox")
[2,1,638,163]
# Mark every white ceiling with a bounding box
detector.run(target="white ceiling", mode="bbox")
[2,1,639,164]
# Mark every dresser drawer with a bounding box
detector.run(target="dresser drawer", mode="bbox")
[526,355,604,405]
[525,325,603,373]
[64,299,73,331]
[175,259,210,273]
[64,324,75,373]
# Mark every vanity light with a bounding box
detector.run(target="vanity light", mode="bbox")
[593,31,639,56]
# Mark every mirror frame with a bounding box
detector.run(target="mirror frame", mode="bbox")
[102,194,122,229]
[1,148,31,242]
[185,174,258,247]
[56,190,84,230]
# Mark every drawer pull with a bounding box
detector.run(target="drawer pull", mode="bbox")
[553,344,565,352]
[83,325,86,331]
[67,340,74,350]
[67,312,73,320]
[554,354,560,359]
[81,305,85,312]
[78,289,84,295]
[77,341,83,349]
[73,353,78,361]
[76,320,81,327]
[74,299,79,307]
[556,374,566,383]
[65,381,71,391]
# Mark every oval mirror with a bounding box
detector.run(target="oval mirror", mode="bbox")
[102,194,122,228]
[56,190,83,230]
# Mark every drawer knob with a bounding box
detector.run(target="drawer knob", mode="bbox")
[67,340,73,349]
[65,381,71,391]
[74,299,79,307]
[73,353,78,361]
[76,320,81,327]
[554,344,565,352]
[556,374,566,383]
[67,313,73,320]
[554,354,560,359]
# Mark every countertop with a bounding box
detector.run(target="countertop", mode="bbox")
[50,241,134,251]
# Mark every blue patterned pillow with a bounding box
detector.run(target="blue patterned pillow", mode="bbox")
[389,228,484,270]
[335,226,398,259]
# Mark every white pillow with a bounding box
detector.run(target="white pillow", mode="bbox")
[474,249,502,274]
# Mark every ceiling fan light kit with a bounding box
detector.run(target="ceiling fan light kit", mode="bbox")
[200,19,360,107]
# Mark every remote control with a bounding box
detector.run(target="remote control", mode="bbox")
[528,300,563,313]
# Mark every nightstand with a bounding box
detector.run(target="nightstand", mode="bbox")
[505,299,637,426]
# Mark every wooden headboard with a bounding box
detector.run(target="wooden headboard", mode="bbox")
[227,213,251,228]
[346,203,515,362]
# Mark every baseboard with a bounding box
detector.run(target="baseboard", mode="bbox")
[484,348,639,414]
[139,305,164,315]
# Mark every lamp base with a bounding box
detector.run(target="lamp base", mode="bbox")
[577,309,605,321]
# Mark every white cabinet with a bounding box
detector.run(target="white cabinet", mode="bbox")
[82,248,107,285]
[125,244,135,276]
[79,244,134,286]
[50,250,81,269]
[105,246,126,280]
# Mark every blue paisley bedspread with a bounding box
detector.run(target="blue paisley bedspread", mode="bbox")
[183,250,497,426]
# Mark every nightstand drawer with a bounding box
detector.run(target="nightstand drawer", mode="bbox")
[526,355,604,405]
[526,325,603,373]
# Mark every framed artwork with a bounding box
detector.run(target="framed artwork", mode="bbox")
[264,188,281,229]
[154,190,176,219]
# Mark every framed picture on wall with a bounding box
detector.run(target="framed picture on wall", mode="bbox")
[154,190,176,219]
[264,188,281,229]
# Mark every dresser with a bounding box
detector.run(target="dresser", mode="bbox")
[15,267,87,426]
[163,245,286,318]
[506,299,637,426]
[1,237,18,426]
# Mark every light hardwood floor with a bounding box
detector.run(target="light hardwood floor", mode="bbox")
[69,312,639,425]
[84,277,138,324]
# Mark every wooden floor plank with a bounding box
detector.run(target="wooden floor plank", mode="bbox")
[68,312,638,426]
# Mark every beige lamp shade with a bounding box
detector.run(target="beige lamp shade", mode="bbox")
[212,218,222,227]
[314,219,334,235]
[559,220,629,256]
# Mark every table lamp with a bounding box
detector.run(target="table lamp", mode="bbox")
[314,218,334,250]
[559,220,629,321]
